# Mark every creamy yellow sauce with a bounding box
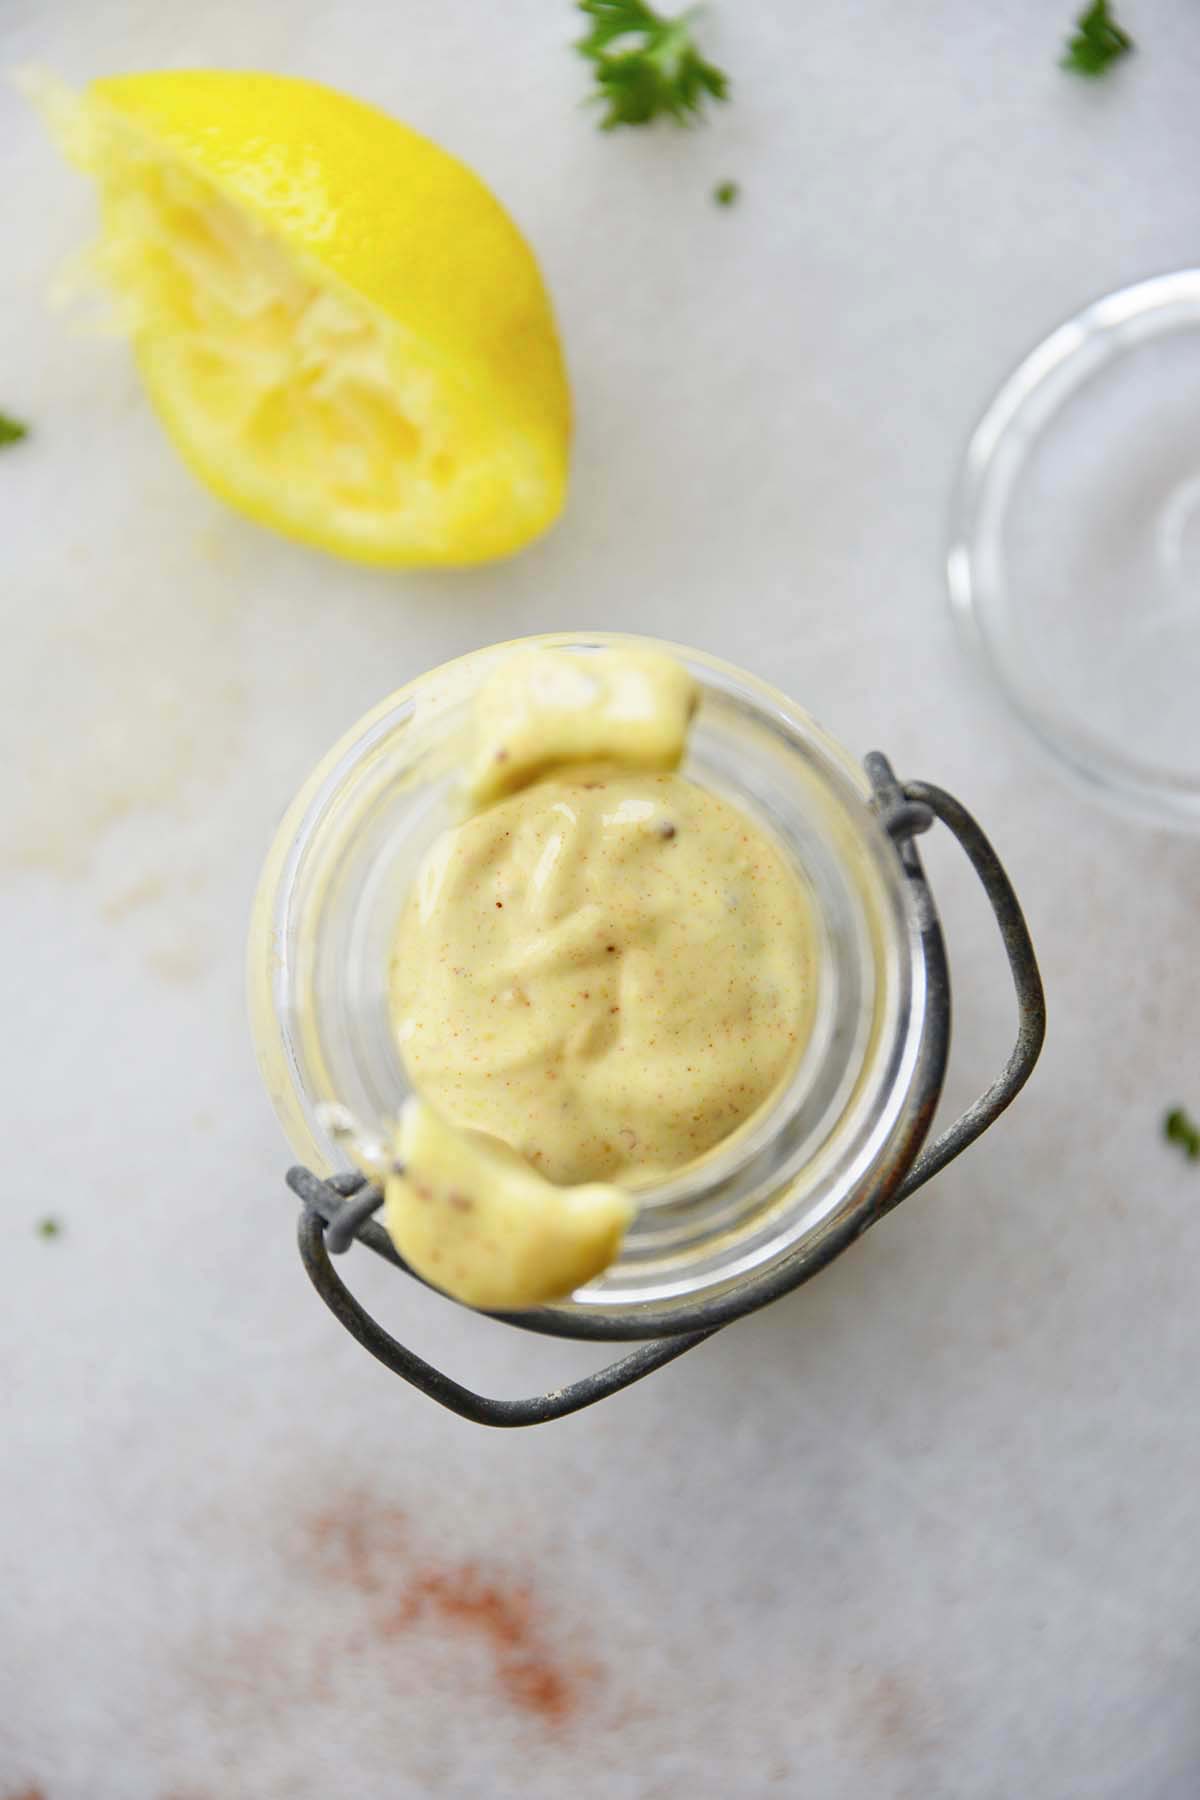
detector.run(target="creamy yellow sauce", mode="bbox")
[464,645,697,806]
[380,646,816,1308]
[393,766,814,1183]
[384,1100,633,1312]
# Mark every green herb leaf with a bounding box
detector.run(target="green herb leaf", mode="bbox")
[37,1215,63,1239]
[1062,1,1133,77]
[576,0,729,130]
[0,411,29,447]
[1164,1107,1200,1161]
[713,179,739,206]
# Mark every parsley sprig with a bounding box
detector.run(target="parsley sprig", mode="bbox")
[1063,1,1134,77]
[577,1,729,129]
[0,411,28,447]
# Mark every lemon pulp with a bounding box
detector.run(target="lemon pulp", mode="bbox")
[45,73,571,565]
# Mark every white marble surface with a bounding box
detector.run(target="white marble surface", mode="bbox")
[4,2,1200,1795]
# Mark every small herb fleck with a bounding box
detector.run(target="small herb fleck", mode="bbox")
[37,1216,63,1239]
[713,180,739,207]
[1062,1,1133,77]
[0,411,29,447]
[1164,1107,1200,1160]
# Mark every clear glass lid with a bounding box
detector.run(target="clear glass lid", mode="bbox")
[949,271,1200,831]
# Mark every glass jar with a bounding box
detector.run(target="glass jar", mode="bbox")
[249,633,963,1332]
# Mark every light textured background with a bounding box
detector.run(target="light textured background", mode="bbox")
[3,3,1200,1796]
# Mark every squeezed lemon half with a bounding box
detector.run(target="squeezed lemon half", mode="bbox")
[44,71,571,565]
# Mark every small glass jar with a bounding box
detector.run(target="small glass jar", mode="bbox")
[249,633,972,1334]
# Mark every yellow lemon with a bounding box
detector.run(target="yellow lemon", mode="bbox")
[45,71,571,565]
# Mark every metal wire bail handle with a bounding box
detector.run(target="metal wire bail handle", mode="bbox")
[287,757,1046,1428]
